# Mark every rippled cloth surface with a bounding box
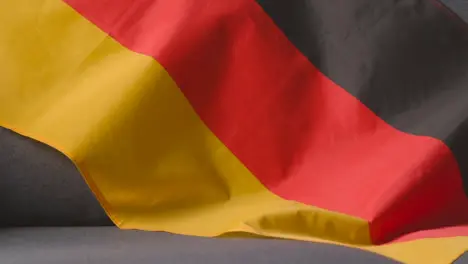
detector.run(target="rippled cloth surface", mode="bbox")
[0,0,467,263]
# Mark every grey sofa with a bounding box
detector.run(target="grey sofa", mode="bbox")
[2,123,468,264]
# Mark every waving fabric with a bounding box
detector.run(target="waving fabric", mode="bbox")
[0,0,467,263]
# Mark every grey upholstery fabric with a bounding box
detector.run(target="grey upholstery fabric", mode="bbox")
[442,0,468,22]
[0,227,399,264]
[457,253,468,264]
[0,127,111,226]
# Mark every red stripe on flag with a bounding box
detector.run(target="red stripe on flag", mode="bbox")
[391,225,468,243]
[64,0,468,243]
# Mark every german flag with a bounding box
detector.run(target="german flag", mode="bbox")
[1,0,467,263]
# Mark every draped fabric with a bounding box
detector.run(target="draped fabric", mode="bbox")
[1,0,467,263]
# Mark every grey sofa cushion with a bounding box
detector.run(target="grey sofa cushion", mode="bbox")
[0,127,111,226]
[0,227,400,264]
[442,0,468,23]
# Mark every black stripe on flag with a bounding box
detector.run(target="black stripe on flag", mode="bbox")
[256,0,468,194]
